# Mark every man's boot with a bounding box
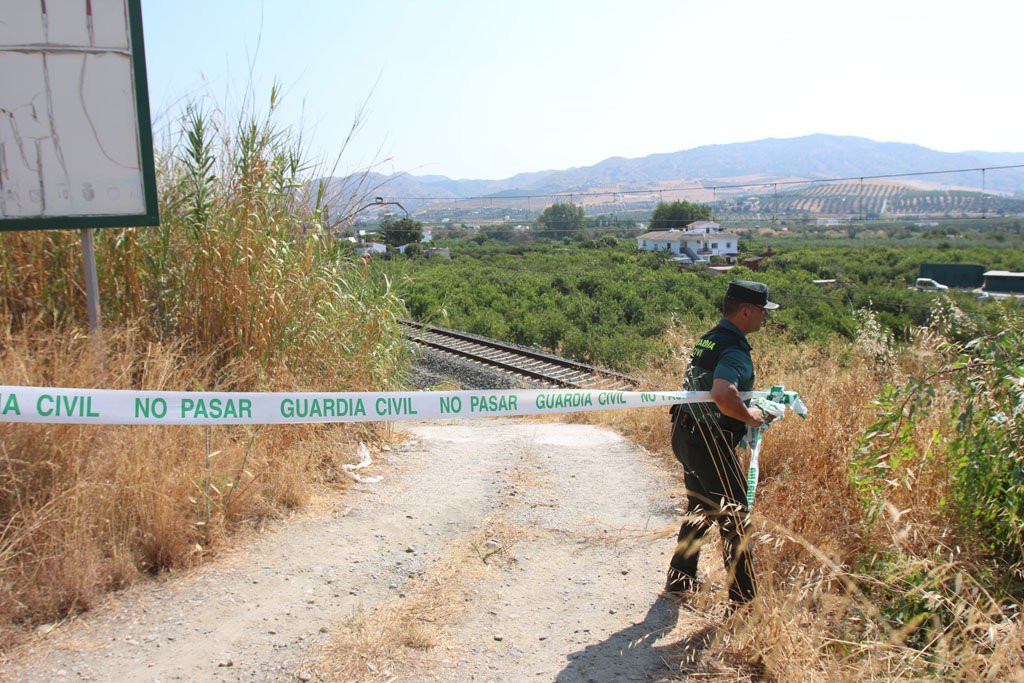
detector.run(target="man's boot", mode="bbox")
[664,566,703,595]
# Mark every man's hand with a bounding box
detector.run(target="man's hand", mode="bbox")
[745,405,765,428]
[711,378,765,428]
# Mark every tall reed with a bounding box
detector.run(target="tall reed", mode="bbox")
[1,87,408,389]
[0,91,408,640]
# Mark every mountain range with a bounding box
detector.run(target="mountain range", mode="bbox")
[324,134,1024,211]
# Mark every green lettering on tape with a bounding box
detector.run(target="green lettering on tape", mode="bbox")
[470,394,517,412]
[2,393,21,416]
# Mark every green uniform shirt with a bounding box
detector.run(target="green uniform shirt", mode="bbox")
[710,320,754,392]
[680,319,754,430]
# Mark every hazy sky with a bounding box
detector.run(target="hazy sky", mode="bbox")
[140,0,1024,180]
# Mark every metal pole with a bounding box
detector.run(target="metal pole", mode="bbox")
[80,227,102,333]
[982,167,987,219]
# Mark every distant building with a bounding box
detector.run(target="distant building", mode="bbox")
[635,221,739,263]
[355,242,387,256]
[741,247,776,272]
[396,244,449,258]
[741,255,766,270]
[983,270,1024,295]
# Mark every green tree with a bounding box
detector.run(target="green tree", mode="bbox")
[649,200,711,230]
[537,203,586,238]
[380,216,424,247]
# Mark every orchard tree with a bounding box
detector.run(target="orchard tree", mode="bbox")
[380,216,424,247]
[537,202,586,239]
[649,200,710,230]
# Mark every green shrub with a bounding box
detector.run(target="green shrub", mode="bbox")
[852,311,1024,572]
[947,323,1024,566]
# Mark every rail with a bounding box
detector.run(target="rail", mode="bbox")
[400,319,639,390]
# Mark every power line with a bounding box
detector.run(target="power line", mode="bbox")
[417,216,1024,234]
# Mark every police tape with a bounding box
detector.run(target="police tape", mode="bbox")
[0,385,725,425]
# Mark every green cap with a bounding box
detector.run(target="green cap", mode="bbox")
[726,280,779,309]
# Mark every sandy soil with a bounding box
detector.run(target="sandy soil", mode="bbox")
[2,419,719,682]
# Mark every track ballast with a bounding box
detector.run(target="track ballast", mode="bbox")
[400,319,638,390]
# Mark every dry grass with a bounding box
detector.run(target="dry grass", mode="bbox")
[707,541,1024,681]
[310,517,524,681]
[0,91,409,646]
[0,325,390,647]
[572,321,1024,681]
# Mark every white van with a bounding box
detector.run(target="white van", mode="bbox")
[915,277,949,291]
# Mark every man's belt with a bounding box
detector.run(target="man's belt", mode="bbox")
[677,409,746,436]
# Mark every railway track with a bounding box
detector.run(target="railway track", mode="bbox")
[400,319,639,390]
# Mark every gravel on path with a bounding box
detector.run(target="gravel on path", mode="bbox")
[3,420,704,682]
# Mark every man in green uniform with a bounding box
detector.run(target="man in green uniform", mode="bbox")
[666,280,778,604]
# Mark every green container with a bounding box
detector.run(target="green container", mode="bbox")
[918,263,985,289]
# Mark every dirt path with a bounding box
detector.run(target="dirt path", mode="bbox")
[3,419,711,682]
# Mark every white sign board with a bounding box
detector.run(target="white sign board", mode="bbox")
[0,0,158,230]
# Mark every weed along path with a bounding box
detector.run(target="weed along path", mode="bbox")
[5,420,698,682]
